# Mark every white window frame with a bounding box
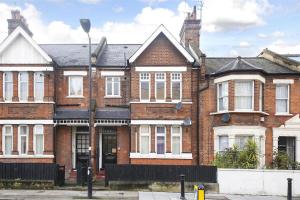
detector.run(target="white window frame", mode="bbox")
[2,125,13,155]
[105,76,121,97]
[218,135,229,152]
[155,126,166,154]
[217,81,228,112]
[3,72,13,102]
[68,75,83,97]
[34,72,44,102]
[235,135,254,150]
[155,73,166,101]
[171,73,182,102]
[33,125,44,155]
[275,84,290,115]
[18,125,29,155]
[171,126,182,155]
[139,73,151,102]
[139,125,151,154]
[234,80,254,111]
[259,83,263,111]
[18,72,29,102]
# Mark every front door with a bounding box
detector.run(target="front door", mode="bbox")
[102,127,117,167]
[76,133,89,168]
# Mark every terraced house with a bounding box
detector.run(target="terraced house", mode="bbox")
[0,9,299,180]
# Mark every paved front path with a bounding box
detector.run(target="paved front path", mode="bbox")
[0,190,298,200]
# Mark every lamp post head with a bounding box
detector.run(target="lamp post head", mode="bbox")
[80,19,91,33]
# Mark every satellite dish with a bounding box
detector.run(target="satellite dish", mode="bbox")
[221,113,230,123]
[183,118,192,126]
[175,102,183,110]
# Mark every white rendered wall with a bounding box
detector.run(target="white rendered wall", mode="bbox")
[218,169,300,196]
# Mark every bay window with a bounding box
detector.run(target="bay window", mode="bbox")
[19,72,29,101]
[3,72,13,101]
[235,81,253,110]
[219,136,229,152]
[156,126,166,154]
[2,125,13,155]
[276,84,289,114]
[18,125,28,155]
[68,76,83,97]
[171,73,182,101]
[34,72,44,101]
[235,136,253,150]
[155,73,165,100]
[34,125,44,155]
[106,77,120,97]
[140,73,150,101]
[217,81,228,111]
[171,126,181,155]
[140,125,150,154]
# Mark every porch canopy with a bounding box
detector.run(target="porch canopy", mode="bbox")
[95,107,130,126]
[54,108,89,126]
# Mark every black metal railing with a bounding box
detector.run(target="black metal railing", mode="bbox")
[105,164,217,185]
[0,163,65,186]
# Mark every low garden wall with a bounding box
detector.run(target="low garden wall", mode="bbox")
[218,169,300,196]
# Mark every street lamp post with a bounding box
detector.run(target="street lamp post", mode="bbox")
[80,18,93,199]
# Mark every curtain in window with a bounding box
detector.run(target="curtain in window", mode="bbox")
[19,72,28,101]
[235,81,253,110]
[171,73,181,100]
[69,76,83,96]
[156,126,165,154]
[276,85,288,113]
[219,136,229,152]
[34,125,44,155]
[140,73,150,100]
[19,126,28,154]
[140,125,150,154]
[156,73,165,100]
[106,77,113,96]
[235,136,252,150]
[34,72,44,101]
[4,126,13,155]
[218,82,228,111]
[171,126,181,155]
[4,72,13,101]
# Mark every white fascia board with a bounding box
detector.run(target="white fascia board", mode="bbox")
[214,74,266,84]
[101,71,124,76]
[0,120,54,125]
[63,71,87,76]
[0,27,52,63]
[131,120,186,125]
[213,125,266,136]
[129,153,192,160]
[135,66,187,72]
[273,79,294,84]
[0,66,53,72]
[129,25,194,63]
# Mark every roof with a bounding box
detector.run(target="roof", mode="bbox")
[54,109,88,120]
[96,44,141,66]
[95,107,130,119]
[40,44,98,66]
[128,24,194,63]
[206,57,299,75]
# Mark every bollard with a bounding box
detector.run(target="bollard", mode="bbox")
[287,178,292,200]
[180,174,185,200]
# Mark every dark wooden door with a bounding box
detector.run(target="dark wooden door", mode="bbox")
[102,133,117,166]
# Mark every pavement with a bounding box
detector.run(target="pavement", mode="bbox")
[0,190,297,200]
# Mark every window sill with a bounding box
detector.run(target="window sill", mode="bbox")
[275,113,293,116]
[210,110,269,116]
[104,96,122,99]
[129,152,192,159]
[66,96,84,99]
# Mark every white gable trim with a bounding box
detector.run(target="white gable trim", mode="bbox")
[214,74,266,84]
[0,27,52,63]
[129,25,194,63]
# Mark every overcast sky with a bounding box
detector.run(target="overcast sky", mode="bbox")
[0,0,299,57]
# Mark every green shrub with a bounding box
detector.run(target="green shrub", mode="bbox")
[272,150,299,170]
[214,139,259,169]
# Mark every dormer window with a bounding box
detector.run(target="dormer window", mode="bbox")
[235,80,253,111]
[217,81,228,112]
[3,72,13,101]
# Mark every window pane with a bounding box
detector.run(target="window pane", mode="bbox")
[172,126,180,135]
[172,81,181,100]
[20,126,27,135]
[35,135,43,155]
[172,136,180,154]
[106,82,112,96]
[113,81,119,96]
[276,85,288,99]
[140,136,149,154]
[5,136,12,155]
[141,81,149,100]
[219,136,229,152]
[4,72,13,101]
[156,82,165,99]
[157,127,165,134]
[157,136,165,154]
[276,99,288,113]
[21,136,27,154]
[235,81,253,110]
[19,72,28,101]
[276,85,288,113]
[69,76,83,96]
[34,72,44,101]
[140,125,149,134]
[235,136,252,150]
[218,82,228,111]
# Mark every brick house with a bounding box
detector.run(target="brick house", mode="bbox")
[0,8,300,180]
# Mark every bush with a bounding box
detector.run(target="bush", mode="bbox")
[214,139,259,169]
[272,150,300,170]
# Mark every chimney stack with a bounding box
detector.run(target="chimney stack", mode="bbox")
[180,6,201,49]
[7,10,33,37]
